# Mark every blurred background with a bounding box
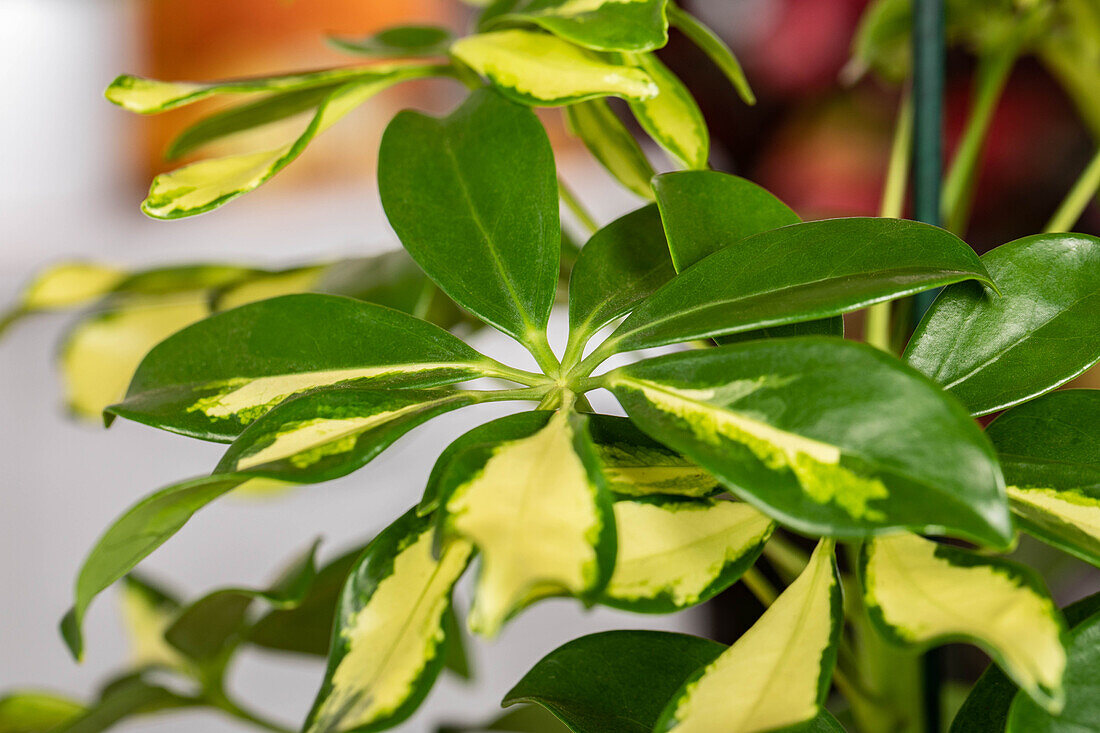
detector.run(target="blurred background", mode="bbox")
[1,0,1097,730]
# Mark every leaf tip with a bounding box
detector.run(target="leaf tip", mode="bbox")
[59,608,84,662]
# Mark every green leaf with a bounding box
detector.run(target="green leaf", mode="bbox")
[607,338,1012,546]
[62,296,211,419]
[165,85,338,160]
[438,409,615,636]
[61,474,248,660]
[247,545,365,657]
[564,99,656,200]
[0,692,84,732]
[54,676,196,733]
[785,713,848,732]
[419,411,555,516]
[104,66,395,113]
[304,509,472,733]
[986,389,1100,567]
[438,705,567,732]
[586,414,719,499]
[861,532,1067,712]
[665,4,755,105]
[1006,607,1100,731]
[449,30,658,106]
[106,293,490,442]
[118,574,186,670]
[656,540,842,732]
[443,605,473,680]
[602,496,773,612]
[14,262,125,311]
[950,590,1100,733]
[567,204,675,341]
[904,233,1100,416]
[379,89,560,346]
[625,53,708,169]
[653,170,799,272]
[328,25,455,57]
[482,0,669,53]
[163,541,319,662]
[214,387,483,484]
[141,68,440,219]
[603,218,989,354]
[504,630,726,733]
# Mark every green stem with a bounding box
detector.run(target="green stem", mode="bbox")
[866,91,913,352]
[482,384,554,403]
[761,533,810,583]
[741,567,778,607]
[667,3,756,105]
[524,330,562,379]
[1045,146,1100,232]
[209,692,293,733]
[559,178,599,234]
[480,359,553,387]
[940,47,1018,235]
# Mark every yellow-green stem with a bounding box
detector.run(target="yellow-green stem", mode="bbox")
[1045,146,1100,232]
[559,178,599,234]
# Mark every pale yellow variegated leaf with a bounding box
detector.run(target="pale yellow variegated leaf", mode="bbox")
[19,262,125,311]
[61,297,209,418]
[626,52,708,169]
[105,66,385,114]
[1007,486,1100,567]
[450,30,658,106]
[862,532,1067,712]
[660,539,840,733]
[142,67,437,219]
[594,434,717,498]
[119,576,187,671]
[306,511,472,733]
[443,410,612,637]
[604,498,773,610]
[213,266,326,311]
[564,99,656,200]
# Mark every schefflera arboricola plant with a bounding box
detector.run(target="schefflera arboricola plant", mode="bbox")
[1,2,1099,733]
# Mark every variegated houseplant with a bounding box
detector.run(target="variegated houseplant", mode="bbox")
[2,1,1099,732]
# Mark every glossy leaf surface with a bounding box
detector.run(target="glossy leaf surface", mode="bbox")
[987,389,1100,567]
[379,89,559,344]
[305,509,471,733]
[107,294,487,441]
[602,497,772,612]
[656,540,841,732]
[905,233,1100,415]
[439,410,615,636]
[1006,608,1100,731]
[861,532,1067,712]
[609,339,1012,546]
[482,0,669,52]
[141,69,437,218]
[626,53,708,169]
[328,25,454,57]
[449,31,657,106]
[567,204,675,339]
[61,475,248,660]
[504,630,725,733]
[587,415,719,499]
[606,218,990,353]
[215,388,481,484]
[564,99,655,200]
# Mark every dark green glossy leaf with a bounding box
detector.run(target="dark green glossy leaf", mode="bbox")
[905,233,1100,416]
[165,85,338,160]
[604,218,990,354]
[247,545,364,657]
[608,338,1012,546]
[503,630,726,733]
[986,389,1100,567]
[436,705,566,733]
[61,474,247,660]
[443,605,473,680]
[0,692,83,732]
[1007,608,1100,731]
[481,0,669,52]
[328,25,454,57]
[564,99,655,200]
[304,509,471,733]
[215,387,483,484]
[950,590,1100,733]
[419,411,554,516]
[567,204,675,340]
[379,89,559,345]
[652,170,842,342]
[653,170,799,272]
[164,541,319,661]
[106,293,490,442]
